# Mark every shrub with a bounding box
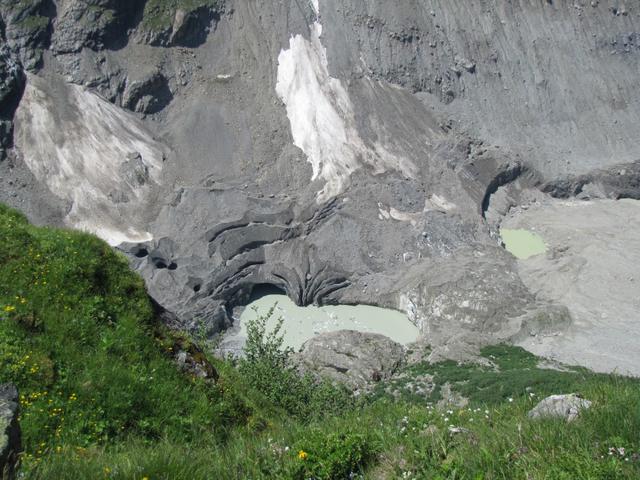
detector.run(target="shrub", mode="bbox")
[238,306,354,420]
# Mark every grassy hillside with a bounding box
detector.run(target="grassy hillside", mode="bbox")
[1,204,639,479]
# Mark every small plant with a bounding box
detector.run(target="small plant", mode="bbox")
[290,429,375,480]
[243,304,292,368]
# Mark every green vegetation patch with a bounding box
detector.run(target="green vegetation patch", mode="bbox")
[141,0,221,31]
[13,14,49,32]
[375,344,628,406]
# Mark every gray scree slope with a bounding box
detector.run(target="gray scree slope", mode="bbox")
[0,1,638,372]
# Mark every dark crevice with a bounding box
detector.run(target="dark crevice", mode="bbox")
[481,163,525,218]
[327,364,349,374]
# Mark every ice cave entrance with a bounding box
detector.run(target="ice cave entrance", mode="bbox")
[500,229,547,259]
[238,294,420,351]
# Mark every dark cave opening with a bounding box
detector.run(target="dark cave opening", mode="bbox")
[247,283,287,303]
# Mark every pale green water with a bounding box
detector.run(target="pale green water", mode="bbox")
[501,228,547,259]
[238,294,420,350]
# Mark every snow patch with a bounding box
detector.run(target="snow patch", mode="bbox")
[14,75,165,246]
[275,22,414,202]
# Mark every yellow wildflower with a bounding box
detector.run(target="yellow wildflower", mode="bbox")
[298,450,308,460]
[3,305,16,312]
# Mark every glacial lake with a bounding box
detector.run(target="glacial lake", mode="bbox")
[236,294,420,351]
[500,228,547,259]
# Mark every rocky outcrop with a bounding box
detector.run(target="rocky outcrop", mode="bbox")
[541,160,640,201]
[122,71,172,114]
[528,394,592,422]
[0,27,24,160]
[0,384,20,479]
[51,0,145,55]
[399,247,536,346]
[295,330,406,391]
[137,0,222,47]
[0,0,53,70]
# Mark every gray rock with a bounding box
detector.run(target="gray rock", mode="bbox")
[51,0,144,54]
[122,71,172,114]
[0,384,20,479]
[0,0,52,70]
[295,330,406,391]
[0,37,24,160]
[528,394,592,422]
[137,2,221,48]
[437,383,469,410]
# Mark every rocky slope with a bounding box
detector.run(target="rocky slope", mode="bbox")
[1,0,639,372]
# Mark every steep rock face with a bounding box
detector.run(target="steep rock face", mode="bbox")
[137,0,223,47]
[0,21,24,161]
[51,0,146,55]
[321,0,640,178]
[1,0,639,368]
[0,0,53,70]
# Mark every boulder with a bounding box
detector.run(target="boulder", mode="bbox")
[295,330,406,391]
[0,384,20,479]
[528,393,592,422]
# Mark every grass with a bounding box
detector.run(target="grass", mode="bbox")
[0,205,249,470]
[375,343,618,407]
[1,203,640,479]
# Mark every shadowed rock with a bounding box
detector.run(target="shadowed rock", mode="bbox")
[0,384,20,479]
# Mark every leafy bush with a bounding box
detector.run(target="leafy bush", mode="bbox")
[238,306,354,420]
